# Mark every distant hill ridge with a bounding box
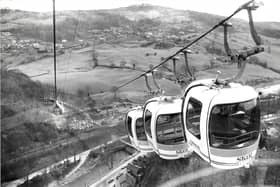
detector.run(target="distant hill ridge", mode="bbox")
[1,4,279,32]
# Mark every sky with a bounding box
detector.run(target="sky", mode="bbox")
[0,0,279,22]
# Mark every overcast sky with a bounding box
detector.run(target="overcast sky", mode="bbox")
[0,0,279,22]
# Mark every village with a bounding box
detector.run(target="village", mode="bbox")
[1,31,89,53]
[1,20,199,55]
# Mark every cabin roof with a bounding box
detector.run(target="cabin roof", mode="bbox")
[145,97,182,114]
[127,106,143,119]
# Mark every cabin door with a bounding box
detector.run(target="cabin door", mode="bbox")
[183,97,204,157]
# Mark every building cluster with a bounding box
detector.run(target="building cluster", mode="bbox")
[1,32,49,53]
[88,26,138,43]
[1,31,88,54]
[87,25,198,45]
[67,102,132,130]
[68,118,96,130]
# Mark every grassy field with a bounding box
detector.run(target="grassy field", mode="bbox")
[11,44,184,99]
[11,41,279,102]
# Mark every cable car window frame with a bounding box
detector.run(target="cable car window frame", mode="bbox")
[135,117,146,141]
[144,109,153,139]
[209,98,260,149]
[186,97,202,139]
[156,112,185,145]
[126,116,133,137]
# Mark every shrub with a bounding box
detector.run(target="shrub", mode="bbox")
[132,63,136,70]
[92,48,98,67]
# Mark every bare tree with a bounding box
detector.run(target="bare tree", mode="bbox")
[132,63,136,70]
[92,45,98,68]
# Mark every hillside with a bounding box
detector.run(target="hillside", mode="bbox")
[1,4,280,103]
[0,69,129,182]
[1,5,280,40]
[1,4,280,101]
[1,70,57,180]
[1,69,46,116]
[1,69,57,149]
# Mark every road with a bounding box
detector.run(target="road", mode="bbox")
[64,150,90,179]
[90,151,147,187]
[262,113,280,122]
[2,135,128,187]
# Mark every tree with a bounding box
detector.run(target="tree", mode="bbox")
[111,86,118,99]
[132,63,136,70]
[92,46,98,68]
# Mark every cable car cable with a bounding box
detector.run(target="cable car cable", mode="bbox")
[245,2,263,45]
[151,70,162,94]
[52,0,57,100]
[221,22,233,57]
[182,49,194,80]
[144,73,152,94]
[114,0,254,92]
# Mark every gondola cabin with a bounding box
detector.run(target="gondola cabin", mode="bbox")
[182,79,260,169]
[125,107,153,152]
[143,96,191,159]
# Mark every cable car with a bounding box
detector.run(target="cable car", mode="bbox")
[143,96,191,159]
[182,79,261,169]
[125,106,153,152]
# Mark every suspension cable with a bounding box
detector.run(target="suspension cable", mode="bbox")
[114,0,254,92]
[52,0,57,100]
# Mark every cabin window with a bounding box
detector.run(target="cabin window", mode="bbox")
[156,113,184,145]
[135,118,146,141]
[126,116,133,137]
[144,109,152,139]
[186,98,202,139]
[209,99,260,149]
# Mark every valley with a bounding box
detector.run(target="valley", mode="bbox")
[1,3,280,186]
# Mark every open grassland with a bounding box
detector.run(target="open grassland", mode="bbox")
[12,41,280,101]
